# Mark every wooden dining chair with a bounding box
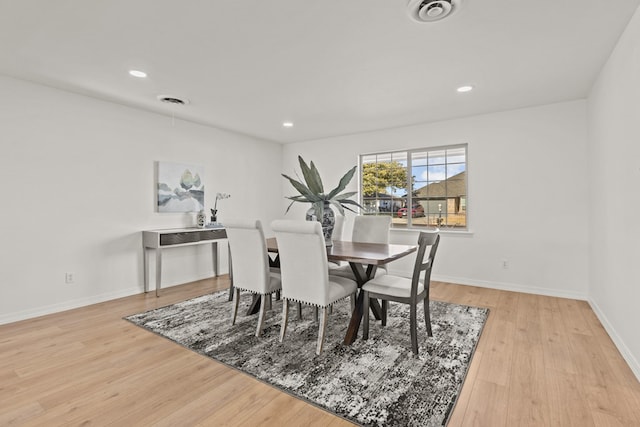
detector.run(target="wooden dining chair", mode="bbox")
[362,230,440,355]
[329,215,392,278]
[271,219,357,355]
[226,219,282,337]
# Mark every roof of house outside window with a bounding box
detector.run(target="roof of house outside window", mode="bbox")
[414,171,466,198]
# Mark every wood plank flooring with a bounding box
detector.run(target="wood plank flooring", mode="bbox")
[1,277,639,426]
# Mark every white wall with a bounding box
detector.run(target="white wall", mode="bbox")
[0,75,283,324]
[283,100,589,299]
[587,6,640,379]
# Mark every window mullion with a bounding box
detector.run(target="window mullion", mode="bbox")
[406,151,413,227]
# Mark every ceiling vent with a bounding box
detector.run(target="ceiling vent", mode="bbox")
[407,0,463,23]
[157,95,190,105]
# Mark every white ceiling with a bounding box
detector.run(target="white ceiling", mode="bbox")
[1,0,638,144]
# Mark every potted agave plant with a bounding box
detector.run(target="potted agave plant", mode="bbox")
[282,156,362,246]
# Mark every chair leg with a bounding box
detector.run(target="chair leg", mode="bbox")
[363,291,370,340]
[256,294,267,337]
[423,297,432,337]
[280,298,289,342]
[381,300,388,327]
[410,303,418,355]
[350,294,356,312]
[316,306,329,355]
[231,288,241,325]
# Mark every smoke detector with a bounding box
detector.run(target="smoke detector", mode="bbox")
[407,0,463,23]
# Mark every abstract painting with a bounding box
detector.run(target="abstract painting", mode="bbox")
[157,162,204,212]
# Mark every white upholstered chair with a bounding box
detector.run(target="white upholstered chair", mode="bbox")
[328,214,346,268]
[332,214,345,242]
[362,230,440,355]
[226,219,282,337]
[351,215,392,244]
[329,215,392,279]
[271,219,357,355]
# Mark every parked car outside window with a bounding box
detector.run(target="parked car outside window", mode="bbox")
[397,204,425,218]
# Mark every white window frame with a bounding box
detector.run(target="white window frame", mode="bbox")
[359,144,468,230]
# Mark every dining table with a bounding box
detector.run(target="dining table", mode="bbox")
[265,237,417,345]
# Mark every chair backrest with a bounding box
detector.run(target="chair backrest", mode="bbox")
[332,214,345,241]
[225,219,270,294]
[352,215,391,244]
[271,219,331,306]
[410,230,440,298]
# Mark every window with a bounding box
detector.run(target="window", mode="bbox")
[360,144,467,229]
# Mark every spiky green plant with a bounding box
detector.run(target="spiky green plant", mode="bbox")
[282,156,362,217]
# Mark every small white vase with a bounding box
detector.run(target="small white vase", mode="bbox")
[196,210,207,228]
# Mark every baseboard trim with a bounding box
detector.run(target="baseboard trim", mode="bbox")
[384,269,589,301]
[439,275,588,300]
[588,299,640,382]
[1,273,225,326]
[0,286,142,325]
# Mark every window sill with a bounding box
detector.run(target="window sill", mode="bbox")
[390,227,474,236]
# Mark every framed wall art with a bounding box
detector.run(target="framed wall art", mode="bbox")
[156,161,204,212]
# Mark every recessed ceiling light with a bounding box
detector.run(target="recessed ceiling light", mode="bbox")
[456,85,473,93]
[129,70,147,78]
[282,122,294,128]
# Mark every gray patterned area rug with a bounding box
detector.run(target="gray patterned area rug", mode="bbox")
[126,291,488,427]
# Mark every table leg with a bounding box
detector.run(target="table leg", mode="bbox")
[155,248,163,297]
[269,253,280,268]
[247,294,261,315]
[143,245,149,293]
[348,263,382,319]
[268,254,281,301]
[369,298,383,320]
[349,262,367,284]
[343,263,382,345]
[212,242,219,277]
[228,246,234,301]
[344,290,364,345]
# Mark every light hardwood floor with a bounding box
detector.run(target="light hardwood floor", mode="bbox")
[1,277,639,426]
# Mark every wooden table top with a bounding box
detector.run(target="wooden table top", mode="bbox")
[265,237,416,266]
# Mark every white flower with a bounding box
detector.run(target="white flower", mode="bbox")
[214,193,231,210]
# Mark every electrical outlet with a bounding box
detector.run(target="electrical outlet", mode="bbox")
[502,259,508,269]
[65,272,75,284]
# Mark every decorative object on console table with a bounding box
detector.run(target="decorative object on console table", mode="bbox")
[196,209,207,228]
[282,156,362,246]
[210,192,231,224]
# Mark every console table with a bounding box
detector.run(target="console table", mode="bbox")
[142,227,227,296]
